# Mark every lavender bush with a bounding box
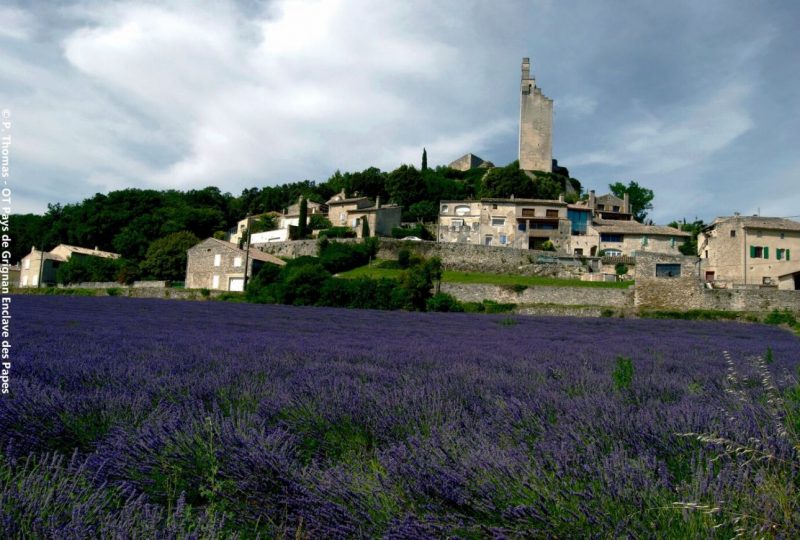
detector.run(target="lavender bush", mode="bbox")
[2,296,798,538]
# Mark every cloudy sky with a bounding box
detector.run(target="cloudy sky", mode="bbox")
[2,0,798,223]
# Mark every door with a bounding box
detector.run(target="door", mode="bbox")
[229,277,245,292]
[705,271,715,282]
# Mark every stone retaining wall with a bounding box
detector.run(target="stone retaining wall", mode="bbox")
[440,282,633,308]
[254,238,598,278]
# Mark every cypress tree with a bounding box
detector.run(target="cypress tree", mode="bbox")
[361,217,370,238]
[421,148,428,172]
[298,197,308,239]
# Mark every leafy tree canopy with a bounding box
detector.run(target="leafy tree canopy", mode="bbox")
[609,181,654,222]
[140,231,200,281]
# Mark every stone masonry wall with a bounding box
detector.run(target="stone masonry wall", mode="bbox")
[440,283,633,308]
[634,252,800,313]
[255,238,595,278]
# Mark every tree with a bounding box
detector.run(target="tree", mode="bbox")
[308,213,332,231]
[609,181,654,222]
[668,218,705,256]
[386,165,426,210]
[361,217,370,238]
[480,161,536,199]
[421,148,428,172]
[298,197,308,239]
[56,255,123,285]
[139,231,200,281]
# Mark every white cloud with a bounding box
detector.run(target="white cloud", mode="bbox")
[567,82,754,175]
[0,6,36,40]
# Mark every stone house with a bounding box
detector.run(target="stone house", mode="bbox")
[279,198,328,230]
[592,219,689,257]
[186,237,285,291]
[326,190,401,238]
[228,212,282,246]
[438,198,571,251]
[438,196,687,257]
[698,215,800,289]
[570,190,632,221]
[19,244,120,287]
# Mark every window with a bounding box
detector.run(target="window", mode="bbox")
[492,204,498,209]
[780,232,785,239]
[612,205,620,212]
[212,275,220,288]
[568,209,588,235]
[600,233,623,243]
[750,246,768,258]
[574,248,583,256]
[604,249,622,257]
[233,256,242,267]
[440,204,449,214]
[455,205,470,216]
[597,204,605,210]
[451,218,464,228]
[484,235,493,246]
[730,230,736,237]
[521,208,536,217]
[546,209,559,218]
[339,212,346,222]
[655,263,681,278]
[24,259,30,269]
[499,234,507,245]
[762,277,773,285]
[705,250,708,259]
[31,275,38,286]
[213,254,221,266]
[491,217,505,227]
[640,236,649,246]
[518,222,526,232]
[21,275,27,286]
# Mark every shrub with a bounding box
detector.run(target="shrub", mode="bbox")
[612,356,634,391]
[426,293,463,312]
[319,242,371,274]
[391,224,432,240]
[397,247,412,269]
[199,288,211,298]
[106,287,122,297]
[764,309,797,327]
[615,263,629,276]
[318,227,356,239]
[540,240,556,252]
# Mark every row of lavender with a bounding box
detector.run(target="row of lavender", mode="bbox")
[2,296,799,538]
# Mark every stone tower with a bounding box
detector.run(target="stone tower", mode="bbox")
[519,57,553,173]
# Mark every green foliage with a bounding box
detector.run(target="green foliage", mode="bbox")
[56,255,125,285]
[615,263,629,276]
[397,248,411,269]
[318,227,356,239]
[297,197,308,239]
[426,292,463,312]
[540,240,556,252]
[640,309,745,321]
[106,287,122,296]
[612,356,634,391]
[402,256,442,311]
[308,213,332,231]
[319,241,373,274]
[392,223,432,240]
[668,219,705,256]
[249,215,278,234]
[609,181,654,222]
[386,164,426,211]
[480,161,535,198]
[764,309,797,327]
[421,148,428,171]
[140,231,200,281]
[361,218,370,238]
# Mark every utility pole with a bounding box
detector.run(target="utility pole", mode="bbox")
[242,227,251,289]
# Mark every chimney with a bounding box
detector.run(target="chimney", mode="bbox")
[94,246,99,251]
[510,194,515,200]
[558,193,564,203]
[623,193,630,214]
[376,196,381,209]
[589,190,596,209]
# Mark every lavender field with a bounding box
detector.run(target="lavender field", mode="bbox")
[3,296,799,538]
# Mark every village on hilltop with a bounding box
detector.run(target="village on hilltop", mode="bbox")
[15,58,800,309]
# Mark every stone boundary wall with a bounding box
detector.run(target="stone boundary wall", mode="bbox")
[440,283,633,308]
[634,253,800,313]
[254,238,599,278]
[62,280,169,289]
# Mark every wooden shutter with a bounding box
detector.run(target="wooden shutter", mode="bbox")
[750,245,756,258]
[787,249,791,261]
[764,247,769,259]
